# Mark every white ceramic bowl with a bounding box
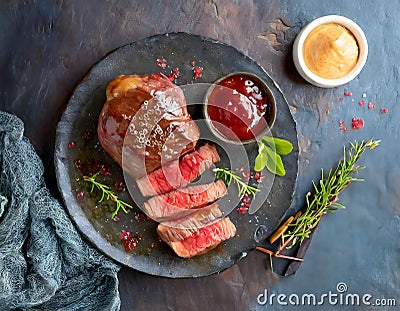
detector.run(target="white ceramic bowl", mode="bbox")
[293,15,368,88]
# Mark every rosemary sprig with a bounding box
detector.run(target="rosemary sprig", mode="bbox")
[284,138,380,248]
[213,167,260,197]
[83,171,134,219]
[256,138,380,262]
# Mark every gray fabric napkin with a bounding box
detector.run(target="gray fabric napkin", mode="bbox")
[0,112,120,310]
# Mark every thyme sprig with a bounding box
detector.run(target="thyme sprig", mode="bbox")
[256,138,380,263]
[84,171,133,219]
[213,167,260,197]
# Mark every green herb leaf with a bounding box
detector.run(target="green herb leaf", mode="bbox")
[265,146,286,176]
[262,136,293,155]
[254,152,267,172]
[254,136,292,176]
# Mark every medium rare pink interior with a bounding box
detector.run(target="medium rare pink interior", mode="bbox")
[143,180,227,221]
[179,217,236,252]
[136,143,220,197]
[160,203,223,238]
[157,216,237,258]
[161,180,226,207]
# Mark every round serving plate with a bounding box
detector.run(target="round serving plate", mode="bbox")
[54,32,298,278]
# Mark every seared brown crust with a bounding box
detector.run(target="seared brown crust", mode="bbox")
[97,73,200,179]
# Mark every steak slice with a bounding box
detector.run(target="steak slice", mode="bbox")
[97,73,200,179]
[157,216,237,258]
[142,180,227,221]
[159,203,223,240]
[136,143,220,197]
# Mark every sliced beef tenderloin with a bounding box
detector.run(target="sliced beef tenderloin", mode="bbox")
[142,179,226,221]
[136,143,220,197]
[157,216,237,258]
[159,203,223,240]
[97,73,200,179]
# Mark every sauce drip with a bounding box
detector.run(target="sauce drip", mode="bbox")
[207,74,272,142]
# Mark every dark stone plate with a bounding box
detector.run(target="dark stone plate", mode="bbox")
[54,33,298,278]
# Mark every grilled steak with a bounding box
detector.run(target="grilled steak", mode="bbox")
[97,73,200,179]
[157,216,236,258]
[136,143,220,197]
[97,74,236,258]
[142,180,226,221]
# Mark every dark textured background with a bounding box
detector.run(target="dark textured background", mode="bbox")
[1,1,398,310]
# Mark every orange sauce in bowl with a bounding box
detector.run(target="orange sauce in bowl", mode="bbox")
[303,23,359,79]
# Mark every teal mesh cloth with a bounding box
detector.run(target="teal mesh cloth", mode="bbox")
[0,112,121,310]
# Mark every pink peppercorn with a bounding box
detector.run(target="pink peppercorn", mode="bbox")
[76,191,84,200]
[193,67,203,79]
[101,165,111,176]
[155,58,167,69]
[352,117,365,130]
[168,67,180,81]
[120,230,130,241]
[114,179,126,191]
[237,206,248,214]
[137,213,146,221]
[254,172,265,182]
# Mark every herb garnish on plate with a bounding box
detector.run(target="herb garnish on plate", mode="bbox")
[254,136,293,176]
[213,167,260,198]
[84,171,134,219]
